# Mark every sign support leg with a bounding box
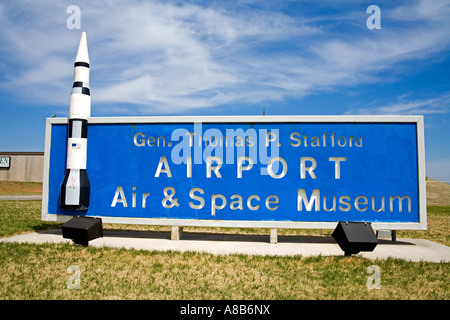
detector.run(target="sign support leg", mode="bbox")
[171,226,183,240]
[270,228,278,244]
[391,230,397,241]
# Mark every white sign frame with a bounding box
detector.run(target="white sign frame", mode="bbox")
[42,115,427,231]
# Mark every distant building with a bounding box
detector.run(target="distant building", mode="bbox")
[0,152,44,182]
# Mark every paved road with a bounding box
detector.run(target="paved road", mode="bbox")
[0,195,42,200]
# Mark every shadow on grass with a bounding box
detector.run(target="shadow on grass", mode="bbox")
[35,227,415,245]
[31,222,63,233]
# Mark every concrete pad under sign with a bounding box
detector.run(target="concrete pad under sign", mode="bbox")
[1,229,449,263]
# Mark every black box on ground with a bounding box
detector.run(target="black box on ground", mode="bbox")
[62,216,103,246]
[332,221,378,256]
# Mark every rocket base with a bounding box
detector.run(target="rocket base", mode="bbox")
[60,169,90,210]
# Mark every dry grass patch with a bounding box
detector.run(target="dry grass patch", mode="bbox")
[0,181,42,195]
[0,188,449,300]
[426,178,450,206]
[0,243,448,300]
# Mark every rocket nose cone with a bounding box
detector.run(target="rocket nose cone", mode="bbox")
[75,32,89,64]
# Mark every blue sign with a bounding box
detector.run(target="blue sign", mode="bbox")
[42,116,426,230]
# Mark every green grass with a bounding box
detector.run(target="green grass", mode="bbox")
[0,200,61,237]
[1,201,448,246]
[397,206,450,246]
[0,200,449,300]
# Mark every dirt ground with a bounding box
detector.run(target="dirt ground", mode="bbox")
[0,181,43,195]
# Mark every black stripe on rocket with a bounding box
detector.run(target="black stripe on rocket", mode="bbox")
[74,61,90,68]
[72,81,90,96]
[68,119,88,138]
[60,117,90,210]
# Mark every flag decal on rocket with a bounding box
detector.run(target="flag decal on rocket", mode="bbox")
[60,32,91,210]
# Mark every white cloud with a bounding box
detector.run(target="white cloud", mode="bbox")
[346,92,450,115]
[389,0,450,22]
[0,0,449,113]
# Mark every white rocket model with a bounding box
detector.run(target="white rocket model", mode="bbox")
[60,32,91,209]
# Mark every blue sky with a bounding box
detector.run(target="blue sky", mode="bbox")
[0,0,449,182]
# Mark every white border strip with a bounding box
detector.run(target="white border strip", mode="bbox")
[42,115,426,230]
[416,116,427,230]
[41,118,53,223]
[46,115,423,124]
